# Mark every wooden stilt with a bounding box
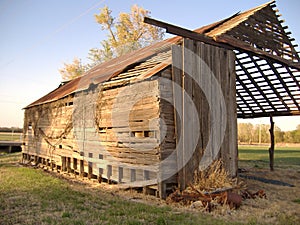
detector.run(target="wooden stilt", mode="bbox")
[67,157,71,173]
[80,160,84,177]
[269,115,275,171]
[88,162,92,179]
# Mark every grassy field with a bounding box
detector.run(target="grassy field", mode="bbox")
[0,132,23,141]
[1,147,299,224]
[0,153,237,225]
[238,145,300,168]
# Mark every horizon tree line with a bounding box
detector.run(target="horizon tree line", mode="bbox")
[238,123,300,144]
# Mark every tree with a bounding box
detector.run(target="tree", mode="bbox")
[238,123,254,144]
[89,5,164,64]
[59,57,86,81]
[274,126,284,143]
[59,5,164,80]
[284,131,293,143]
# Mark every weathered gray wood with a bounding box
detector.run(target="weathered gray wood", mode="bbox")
[269,115,275,171]
[183,39,196,189]
[172,44,184,190]
[171,39,237,190]
[227,49,238,176]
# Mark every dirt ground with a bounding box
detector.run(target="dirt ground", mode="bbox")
[216,167,300,224]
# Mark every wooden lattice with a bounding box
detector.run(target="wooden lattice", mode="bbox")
[235,50,300,118]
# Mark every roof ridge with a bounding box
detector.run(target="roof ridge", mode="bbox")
[205,1,274,37]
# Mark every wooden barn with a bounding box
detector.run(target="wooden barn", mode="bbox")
[22,1,300,198]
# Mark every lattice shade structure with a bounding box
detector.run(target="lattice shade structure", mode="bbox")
[235,50,300,118]
[236,52,300,118]
[145,0,300,119]
[207,1,300,63]
[211,1,300,118]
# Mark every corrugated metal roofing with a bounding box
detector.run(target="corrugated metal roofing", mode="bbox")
[25,7,248,109]
[25,38,177,108]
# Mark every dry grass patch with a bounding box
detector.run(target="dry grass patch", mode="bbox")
[191,160,240,192]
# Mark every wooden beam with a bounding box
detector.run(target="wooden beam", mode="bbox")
[144,17,300,71]
[144,17,233,50]
[237,110,300,119]
[217,35,300,71]
[269,115,275,171]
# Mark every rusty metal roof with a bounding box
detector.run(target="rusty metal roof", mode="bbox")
[25,38,177,108]
[25,0,300,119]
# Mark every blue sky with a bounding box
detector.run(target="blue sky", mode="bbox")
[0,0,300,131]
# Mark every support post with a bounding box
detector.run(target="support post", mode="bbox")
[73,158,77,173]
[50,160,54,171]
[62,156,67,172]
[269,115,275,171]
[67,157,71,173]
[80,160,84,177]
[88,162,92,179]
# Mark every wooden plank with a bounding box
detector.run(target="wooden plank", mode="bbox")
[183,38,196,189]
[194,41,204,169]
[143,17,232,50]
[228,49,238,176]
[201,42,212,169]
[144,16,300,70]
[172,43,184,190]
[216,34,300,70]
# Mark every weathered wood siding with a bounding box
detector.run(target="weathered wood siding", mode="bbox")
[23,77,162,185]
[23,95,76,166]
[172,39,237,190]
[157,68,177,197]
[22,41,237,197]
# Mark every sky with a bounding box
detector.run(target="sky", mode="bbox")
[0,0,300,131]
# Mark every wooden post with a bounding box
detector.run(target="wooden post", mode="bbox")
[269,115,275,171]
[50,160,54,171]
[73,158,77,173]
[80,160,84,177]
[88,162,92,179]
[62,156,67,172]
[46,159,49,168]
[158,182,167,199]
[67,157,71,173]
[118,167,123,183]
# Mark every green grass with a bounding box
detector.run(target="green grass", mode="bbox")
[0,153,239,225]
[2,148,299,224]
[238,145,300,168]
[0,132,22,141]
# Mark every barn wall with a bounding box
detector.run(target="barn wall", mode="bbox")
[22,95,76,167]
[89,78,161,183]
[22,77,162,186]
[157,68,178,197]
[171,39,237,190]
[22,40,237,196]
